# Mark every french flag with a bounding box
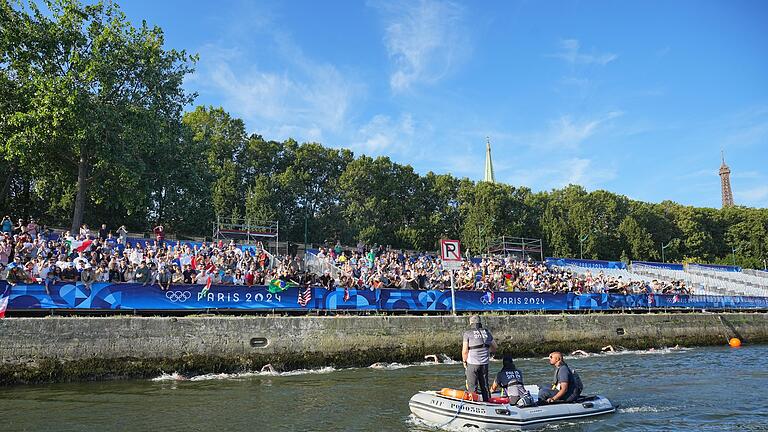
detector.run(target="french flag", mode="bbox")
[482,290,495,304]
[0,284,10,319]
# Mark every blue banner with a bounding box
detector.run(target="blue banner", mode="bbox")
[314,288,379,310]
[7,282,301,310]
[3,282,768,311]
[546,257,627,269]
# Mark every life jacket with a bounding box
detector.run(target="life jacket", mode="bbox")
[500,369,523,386]
[553,364,584,401]
[467,326,492,351]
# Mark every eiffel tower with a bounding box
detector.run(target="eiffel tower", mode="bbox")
[719,151,734,208]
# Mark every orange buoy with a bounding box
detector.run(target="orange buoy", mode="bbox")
[729,338,742,348]
[440,388,479,401]
[488,396,510,404]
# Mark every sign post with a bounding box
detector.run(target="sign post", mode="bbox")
[440,239,462,316]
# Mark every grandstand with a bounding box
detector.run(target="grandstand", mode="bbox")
[548,258,768,297]
[544,257,768,297]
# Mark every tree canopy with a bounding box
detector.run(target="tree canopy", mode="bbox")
[0,0,196,231]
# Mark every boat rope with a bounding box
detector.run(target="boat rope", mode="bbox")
[435,398,466,428]
[435,373,471,428]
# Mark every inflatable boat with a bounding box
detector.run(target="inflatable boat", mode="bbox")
[409,386,616,430]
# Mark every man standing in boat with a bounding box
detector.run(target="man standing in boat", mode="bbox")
[462,315,497,401]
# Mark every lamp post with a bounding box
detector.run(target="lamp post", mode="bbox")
[661,240,674,263]
[579,234,589,259]
[303,194,309,258]
[731,246,740,267]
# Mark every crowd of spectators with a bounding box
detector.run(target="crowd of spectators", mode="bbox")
[0,215,689,296]
[0,216,303,292]
[310,245,691,295]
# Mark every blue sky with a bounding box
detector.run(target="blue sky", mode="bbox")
[120,0,768,208]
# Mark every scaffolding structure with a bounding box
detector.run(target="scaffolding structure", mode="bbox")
[213,216,279,255]
[487,236,543,261]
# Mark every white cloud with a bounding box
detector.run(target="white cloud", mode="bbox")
[534,111,623,150]
[656,46,672,58]
[191,40,361,142]
[559,76,591,88]
[353,113,416,154]
[372,0,468,92]
[735,185,768,207]
[501,157,616,191]
[562,158,617,188]
[732,171,762,179]
[717,106,768,148]
[677,168,715,180]
[551,39,617,66]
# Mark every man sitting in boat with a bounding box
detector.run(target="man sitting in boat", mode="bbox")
[490,355,533,406]
[462,315,497,401]
[538,352,583,403]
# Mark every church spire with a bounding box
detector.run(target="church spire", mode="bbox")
[484,136,495,183]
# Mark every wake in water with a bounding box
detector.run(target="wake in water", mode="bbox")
[152,353,462,381]
[405,414,487,432]
[369,353,460,371]
[151,366,338,382]
[564,345,692,359]
[151,347,693,382]
[618,405,677,413]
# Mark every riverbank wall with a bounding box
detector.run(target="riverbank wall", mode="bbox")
[2,313,766,385]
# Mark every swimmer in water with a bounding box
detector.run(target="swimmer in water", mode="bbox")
[261,364,276,373]
[601,345,615,352]
[424,354,439,363]
[369,362,388,369]
[571,350,589,357]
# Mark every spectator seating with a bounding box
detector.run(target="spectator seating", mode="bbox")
[630,262,768,297]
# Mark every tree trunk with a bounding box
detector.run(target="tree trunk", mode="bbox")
[22,176,30,220]
[71,155,88,233]
[0,166,15,207]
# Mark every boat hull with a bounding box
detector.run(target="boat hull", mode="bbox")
[409,390,616,430]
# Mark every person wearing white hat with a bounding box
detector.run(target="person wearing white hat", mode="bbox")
[80,263,94,290]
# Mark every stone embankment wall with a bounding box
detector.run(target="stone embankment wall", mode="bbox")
[1,313,765,385]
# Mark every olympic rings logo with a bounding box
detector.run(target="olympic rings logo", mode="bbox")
[166,290,192,302]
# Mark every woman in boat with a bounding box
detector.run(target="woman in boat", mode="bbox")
[491,354,531,405]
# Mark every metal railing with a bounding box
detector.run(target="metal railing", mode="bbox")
[305,252,343,279]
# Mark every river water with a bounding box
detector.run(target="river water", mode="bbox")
[4,344,767,431]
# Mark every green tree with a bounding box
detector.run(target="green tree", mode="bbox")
[618,215,655,260]
[182,106,248,220]
[460,181,532,254]
[1,0,196,232]
[339,155,420,248]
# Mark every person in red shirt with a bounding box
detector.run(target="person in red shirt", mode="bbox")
[244,270,255,286]
[153,224,165,245]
